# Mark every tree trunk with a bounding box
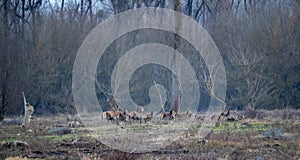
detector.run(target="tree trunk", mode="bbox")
[88,0,93,26]
[172,0,182,112]
[0,72,8,122]
[0,0,9,122]
[21,0,25,38]
[247,98,256,119]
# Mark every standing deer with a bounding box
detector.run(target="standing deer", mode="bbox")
[102,105,119,123]
[128,106,144,124]
[218,109,237,121]
[196,115,205,122]
[102,98,120,123]
[175,110,193,120]
[117,109,128,122]
[159,110,177,120]
[142,111,153,123]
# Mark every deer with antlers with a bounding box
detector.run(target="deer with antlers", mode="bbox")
[102,99,120,123]
[102,105,119,123]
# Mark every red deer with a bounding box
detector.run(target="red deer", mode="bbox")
[214,109,240,127]
[102,105,119,123]
[117,109,127,122]
[196,115,205,121]
[142,111,153,123]
[103,98,120,123]
[128,111,141,122]
[210,114,220,121]
[160,110,177,120]
[218,109,237,121]
[237,115,246,121]
[209,109,235,122]
[175,110,193,120]
[128,106,144,123]
[68,121,81,128]
[159,95,179,120]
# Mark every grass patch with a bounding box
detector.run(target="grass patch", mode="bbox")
[213,122,237,131]
[296,150,300,156]
[248,122,265,128]
[241,122,269,132]
[213,124,228,131]
[1,137,23,143]
[42,133,78,141]
[212,122,269,133]
[293,120,300,126]
[126,125,151,132]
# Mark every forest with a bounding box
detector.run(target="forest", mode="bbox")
[0,0,299,119]
[0,0,300,159]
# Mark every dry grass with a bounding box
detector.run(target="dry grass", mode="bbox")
[0,110,299,159]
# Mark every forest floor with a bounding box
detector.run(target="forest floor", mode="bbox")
[0,110,299,160]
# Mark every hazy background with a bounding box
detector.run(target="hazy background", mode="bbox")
[0,0,299,120]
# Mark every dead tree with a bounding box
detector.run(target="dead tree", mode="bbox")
[22,92,34,128]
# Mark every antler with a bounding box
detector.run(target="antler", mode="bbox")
[107,98,124,113]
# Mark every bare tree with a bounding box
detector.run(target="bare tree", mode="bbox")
[0,0,299,119]
[228,43,274,117]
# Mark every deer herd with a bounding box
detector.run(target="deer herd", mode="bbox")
[102,103,161,124]
[102,99,190,125]
[101,99,245,125]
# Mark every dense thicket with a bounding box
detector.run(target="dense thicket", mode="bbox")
[0,0,299,120]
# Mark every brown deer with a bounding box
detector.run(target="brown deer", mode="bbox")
[102,105,119,123]
[128,106,144,123]
[102,98,121,123]
[159,110,177,120]
[142,111,153,123]
[218,109,237,121]
[117,109,128,122]
[175,110,193,120]
[196,115,205,122]
[159,95,180,120]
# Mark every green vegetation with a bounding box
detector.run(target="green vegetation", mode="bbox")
[1,137,23,143]
[293,120,300,126]
[126,125,156,132]
[41,133,79,141]
[212,122,269,133]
